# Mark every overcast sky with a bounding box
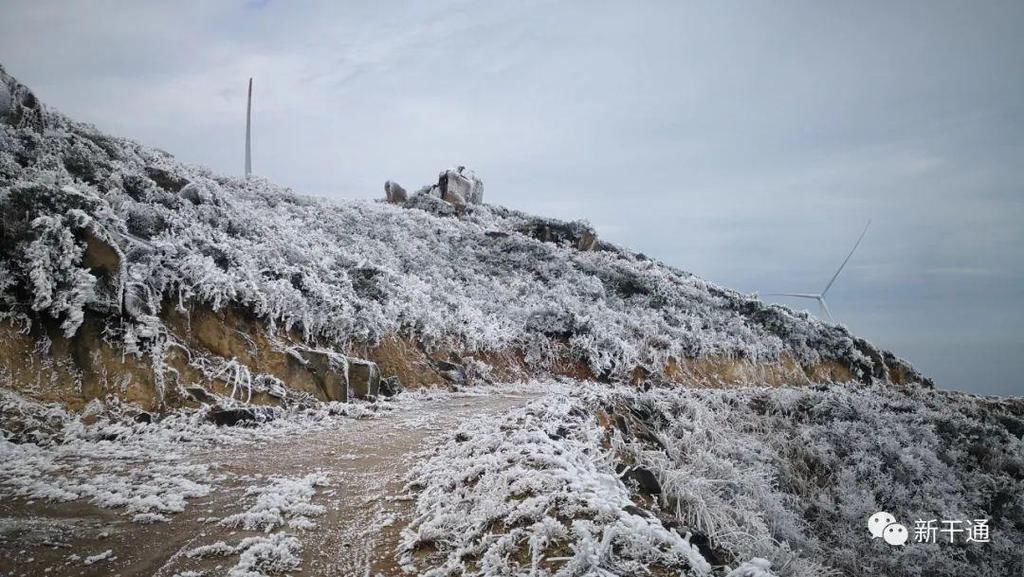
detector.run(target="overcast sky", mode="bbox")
[2,1,1022,395]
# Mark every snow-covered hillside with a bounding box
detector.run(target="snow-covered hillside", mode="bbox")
[0,64,924,410]
[2,64,1021,577]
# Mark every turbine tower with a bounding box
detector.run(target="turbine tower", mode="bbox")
[244,77,253,178]
[767,220,871,323]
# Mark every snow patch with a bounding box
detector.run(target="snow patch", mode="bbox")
[220,472,329,533]
[82,549,113,565]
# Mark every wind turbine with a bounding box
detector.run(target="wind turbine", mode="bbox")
[767,220,871,323]
[244,77,253,178]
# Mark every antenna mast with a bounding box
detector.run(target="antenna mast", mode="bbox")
[245,77,253,178]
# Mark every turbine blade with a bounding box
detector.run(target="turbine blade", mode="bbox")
[766,293,820,299]
[822,219,870,296]
[819,297,834,322]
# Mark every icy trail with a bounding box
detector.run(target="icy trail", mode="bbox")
[0,391,536,577]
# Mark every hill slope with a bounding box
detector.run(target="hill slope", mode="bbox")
[0,65,925,413]
[2,65,1022,577]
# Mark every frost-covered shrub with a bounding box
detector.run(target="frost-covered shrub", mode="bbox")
[401,392,713,576]
[21,213,97,336]
[405,385,1024,577]
[187,533,302,577]
[608,385,1024,577]
[219,472,328,532]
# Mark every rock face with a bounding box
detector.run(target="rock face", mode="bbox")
[144,166,189,193]
[617,465,662,494]
[517,217,598,251]
[0,65,44,132]
[209,406,277,427]
[431,359,467,385]
[384,180,407,203]
[404,166,485,214]
[404,190,458,217]
[347,358,380,398]
[438,166,484,205]
[379,376,404,397]
[299,350,351,402]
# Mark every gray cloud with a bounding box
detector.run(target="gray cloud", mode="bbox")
[2,0,1022,394]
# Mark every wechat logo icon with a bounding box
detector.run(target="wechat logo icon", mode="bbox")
[869,511,909,546]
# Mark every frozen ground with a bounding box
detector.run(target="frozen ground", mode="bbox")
[0,388,537,577]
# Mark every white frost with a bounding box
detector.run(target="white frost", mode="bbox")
[220,472,329,532]
[82,549,113,565]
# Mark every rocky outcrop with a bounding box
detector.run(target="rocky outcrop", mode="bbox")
[209,406,277,427]
[144,166,189,193]
[165,306,386,403]
[617,465,662,495]
[294,349,350,402]
[347,358,380,398]
[437,166,483,206]
[403,190,458,217]
[384,180,407,203]
[410,166,484,212]
[0,314,205,412]
[516,217,598,251]
[379,376,404,397]
[430,359,467,385]
[0,303,393,415]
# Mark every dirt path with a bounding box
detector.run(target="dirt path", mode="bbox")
[0,391,537,577]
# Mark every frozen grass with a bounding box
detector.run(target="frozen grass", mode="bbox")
[400,390,712,576]
[185,473,324,577]
[220,472,329,532]
[187,533,302,577]
[607,384,1024,577]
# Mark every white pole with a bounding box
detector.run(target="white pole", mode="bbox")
[245,77,252,178]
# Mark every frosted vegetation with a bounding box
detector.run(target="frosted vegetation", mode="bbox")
[401,391,714,576]
[187,472,328,577]
[0,388,361,576]
[404,384,1024,577]
[0,388,371,523]
[187,532,303,577]
[0,68,912,383]
[219,472,329,532]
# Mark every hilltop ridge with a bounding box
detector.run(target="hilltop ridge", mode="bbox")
[0,64,926,414]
